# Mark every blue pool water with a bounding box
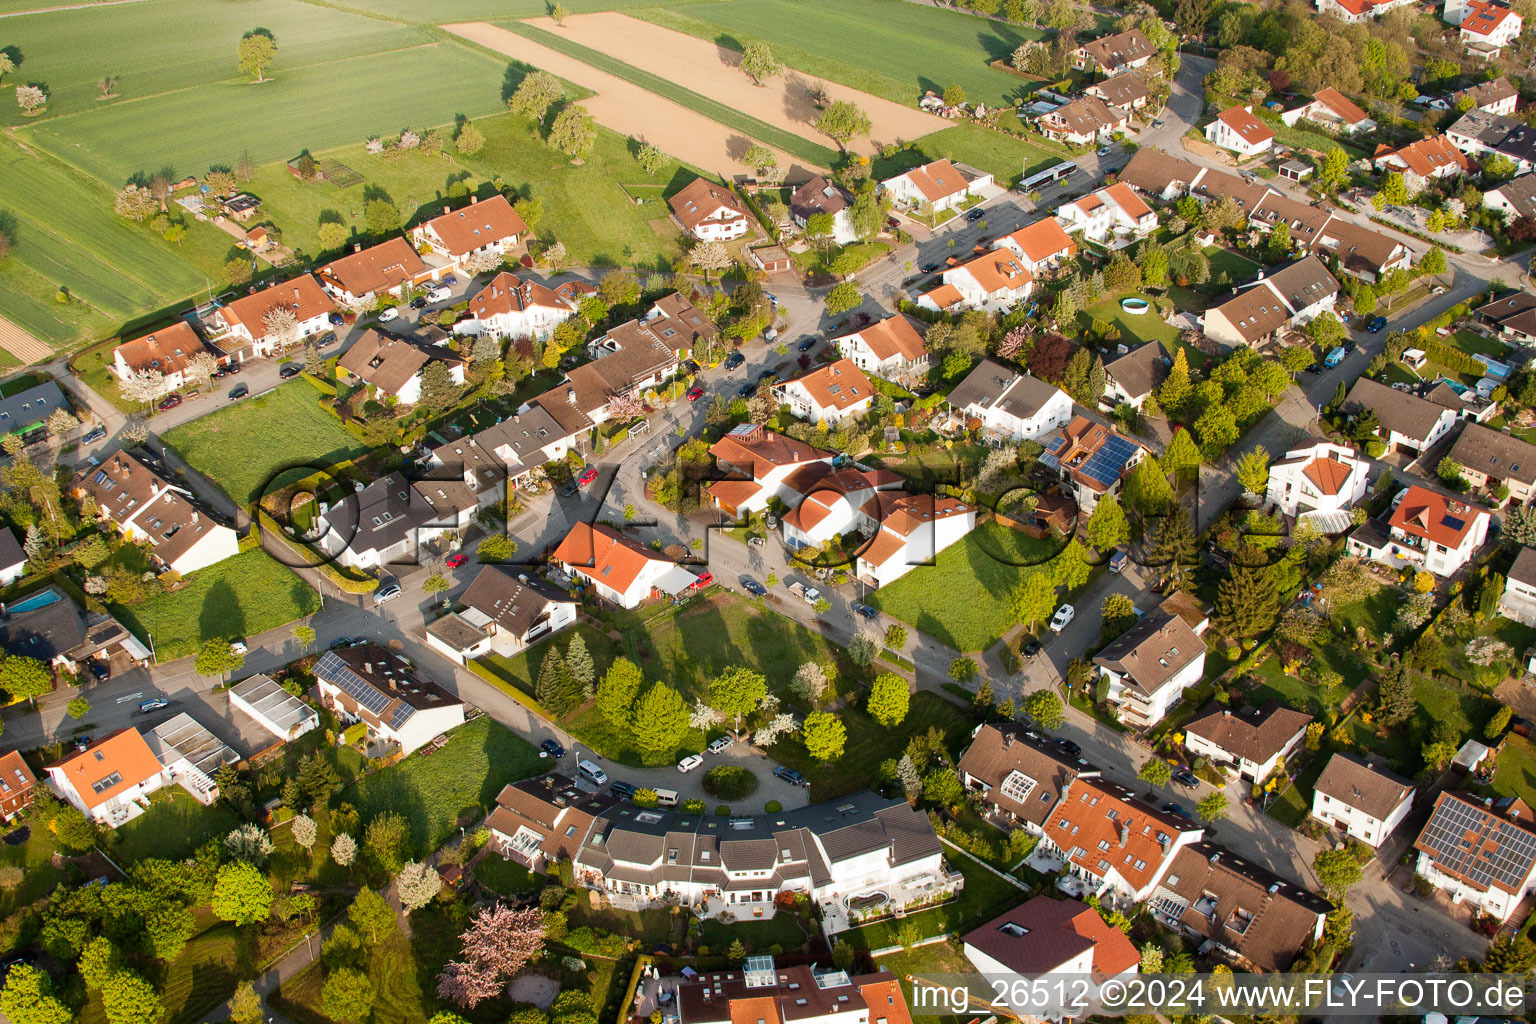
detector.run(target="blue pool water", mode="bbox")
[7,589,62,613]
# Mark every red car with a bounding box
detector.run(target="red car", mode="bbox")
[685,385,705,402]
[158,394,183,412]
[578,466,599,486]
[445,553,467,569]
[690,571,714,589]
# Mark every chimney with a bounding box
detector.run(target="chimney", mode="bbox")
[471,195,479,205]
[353,243,362,253]
[1222,709,1231,717]
[1002,731,1013,747]
[444,205,451,215]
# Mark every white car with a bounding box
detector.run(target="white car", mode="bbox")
[376,306,399,322]
[677,754,704,773]
[1049,603,1075,632]
[427,286,452,303]
[229,640,248,655]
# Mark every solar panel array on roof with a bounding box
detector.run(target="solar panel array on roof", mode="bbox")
[388,702,417,730]
[1442,515,1466,532]
[1420,798,1536,890]
[314,651,392,715]
[1079,434,1140,488]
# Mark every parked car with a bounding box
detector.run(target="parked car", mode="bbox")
[89,661,110,682]
[157,394,182,412]
[327,311,346,326]
[723,351,745,370]
[229,640,248,655]
[427,285,452,303]
[228,383,249,400]
[1021,637,1042,658]
[1367,316,1388,333]
[138,698,169,714]
[747,536,765,547]
[1161,801,1188,817]
[851,602,878,618]
[442,275,458,286]
[966,208,985,222]
[376,307,400,322]
[410,296,428,310]
[317,332,339,347]
[1096,145,1112,157]
[774,766,808,787]
[1055,738,1081,756]
[279,363,303,379]
[798,338,816,352]
[741,577,767,596]
[690,571,714,589]
[540,738,566,759]
[373,582,402,605]
[610,780,637,799]
[1049,603,1075,632]
[82,425,107,444]
[331,636,359,649]
[560,483,579,498]
[677,754,704,773]
[1172,768,1200,789]
[577,466,599,486]
[738,381,756,398]
[445,553,467,569]
[685,385,705,402]
[707,736,733,755]
[223,363,242,375]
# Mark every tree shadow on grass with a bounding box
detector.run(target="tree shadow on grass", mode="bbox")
[198,577,247,644]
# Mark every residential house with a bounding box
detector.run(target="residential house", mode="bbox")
[705,424,837,517]
[1189,165,1271,208]
[1084,72,1151,112]
[946,359,1074,442]
[0,586,150,677]
[1503,546,1536,626]
[1183,701,1313,782]
[1346,484,1491,577]
[958,723,1100,833]
[0,379,69,448]
[667,178,751,241]
[209,273,336,359]
[145,713,239,807]
[679,965,918,1024]
[1037,96,1128,145]
[1429,379,1499,425]
[918,248,1033,314]
[996,218,1078,274]
[1372,134,1472,178]
[1316,0,1416,20]
[1340,377,1459,453]
[1312,217,1414,283]
[1455,76,1520,115]
[457,273,577,341]
[317,238,436,306]
[487,772,617,873]
[1247,193,1335,253]
[791,176,857,244]
[228,673,321,743]
[1484,174,1536,224]
[0,529,24,586]
[312,645,466,756]
[1093,612,1206,727]
[1056,182,1157,248]
[75,448,239,575]
[1447,109,1536,173]
[1039,777,1205,902]
[426,565,577,664]
[881,160,992,214]
[0,751,37,822]
[1448,422,1536,503]
[1148,843,1331,971]
[552,522,698,608]
[1456,0,1523,54]
[571,788,951,916]
[855,492,977,587]
[1161,591,1212,635]
[1101,343,1166,412]
[409,194,527,268]
[1264,440,1371,529]
[1204,106,1275,157]
[1041,416,1150,513]
[428,403,575,502]
[112,320,207,389]
[1413,791,1536,922]
[1118,146,1207,201]
[964,897,1140,1013]
[835,314,928,378]
[1071,29,1155,74]
[315,470,476,570]
[221,193,261,223]
[1477,289,1536,344]
[337,329,465,405]
[1202,256,1341,348]
[1311,753,1415,847]
[774,359,875,425]
[46,729,172,826]
[1279,88,1376,133]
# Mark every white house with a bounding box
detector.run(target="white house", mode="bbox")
[1265,440,1371,528]
[1413,791,1536,922]
[1501,546,1536,625]
[426,565,578,664]
[313,646,465,756]
[1036,96,1128,145]
[1183,701,1312,782]
[918,248,1034,314]
[667,178,751,241]
[958,724,1101,834]
[1316,0,1416,22]
[46,728,171,826]
[228,673,321,743]
[0,529,26,586]
[1341,378,1459,455]
[1040,777,1204,903]
[705,424,838,518]
[673,964,915,1024]
[1455,0,1523,53]
[112,320,206,391]
[1055,182,1157,248]
[1311,753,1415,848]
[210,273,336,359]
[1483,174,1536,225]
[1093,613,1205,728]
[835,314,928,378]
[552,522,698,609]
[1202,256,1340,348]
[1101,343,1165,412]
[996,218,1078,274]
[75,449,240,576]
[1042,416,1150,514]
[964,896,1140,1013]
[1373,134,1471,179]
[881,159,992,214]
[790,176,858,244]
[1279,88,1376,134]
[409,194,527,269]
[1453,76,1519,115]
[457,272,577,341]
[774,358,875,426]
[314,471,477,570]
[317,237,438,306]
[855,493,977,587]
[1346,485,1490,577]
[946,359,1074,442]
[1204,106,1275,157]
[337,329,466,405]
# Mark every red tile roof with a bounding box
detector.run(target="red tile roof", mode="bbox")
[1005,218,1077,263]
[965,895,1141,977]
[319,237,429,298]
[467,272,574,321]
[48,729,162,811]
[668,177,749,233]
[219,274,335,343]
[553,522,670,595]
[1389,485,1487,549]
[418,195,527,257]
[1215,106,1276,146]
[1374,135,1470,176]
[1463,0,1518,36]
[890,159,969,203]
[115,320,204,377]
[1302,451,1354,495]
[777,358,874,414]
[839,314,927,362]
[1042,778,1197,893]
[1310,88,1370,126]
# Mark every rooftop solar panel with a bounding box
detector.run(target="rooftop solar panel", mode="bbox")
[315,652,392,715]
[388,702,416,730]
[1441,515,1465,531]
[1420,797,1536,891]
[1079,434,1140,488]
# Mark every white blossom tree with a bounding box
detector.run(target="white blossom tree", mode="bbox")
[689,701,722,730]
[791,661,829,705]
[185,351,219,392]
[398,129,421,151]
[331,832,357,867]
[542,240,567,271]
[689,241,733,280]
[397,860,442,911]
[459,249,505,276]
[1467,637,1513,667]
[114,184,157,222]
[365,137,384,155]
[117,368,170,408]
[15,85,46,115]
[223,824,274,866]
[752,713,798,746]
[263,305,301,350]
[606,393,646,421]
[290,814,317,853]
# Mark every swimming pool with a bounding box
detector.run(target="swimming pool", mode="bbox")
[7,589,62,614]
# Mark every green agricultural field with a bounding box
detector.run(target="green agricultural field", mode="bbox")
[0,139,234,349]
[109,548,319,661]
[639,0,1052,107]
[344,0,673,22]
[345,717,545,858]
[162,382,366,505]
[868,522,1064,652]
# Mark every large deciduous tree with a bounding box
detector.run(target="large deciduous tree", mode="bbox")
[436,905,547,1009]
[236,30,278,82]
[813,100,871,150]
[633,682,689,763]
[867,672,909,727]
[739,42,781,85]
[211,861,272,925]
[548,106,596,159]
[802,710,846,761]
[509,71,562,121]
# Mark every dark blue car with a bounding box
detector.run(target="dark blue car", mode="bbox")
[540,738,566,759]
[1367,316,1388,333]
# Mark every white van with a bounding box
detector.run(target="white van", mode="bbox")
[577,759,608,786]
[653,788,679,808]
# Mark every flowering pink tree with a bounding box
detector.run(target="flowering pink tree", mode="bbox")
[998,326,1031,361]
[606,393,646,422]
[436,905,546,1008]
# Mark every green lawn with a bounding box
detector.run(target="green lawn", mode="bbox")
[1247,655,1351,718]
[157,923,246,1024]
[840,846,1024,950]
[275,929,431,1024]
[875,123,1067,188]
[0,821,66,911]
[110,786,245,863]
[1454,329,1512,359]
[1494,733,1536,810]
[344,717,545,858]
[867,522,1064,652]
[472,852,543,896]
[1079,294,1180,350]
[162,382,367,504]
[1345,672,1500,776]
[639,0,1053,107]
[1203,244,1261,283]
[700,909,814,952]
[108,548,319,660]
[874,939,978,1024]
